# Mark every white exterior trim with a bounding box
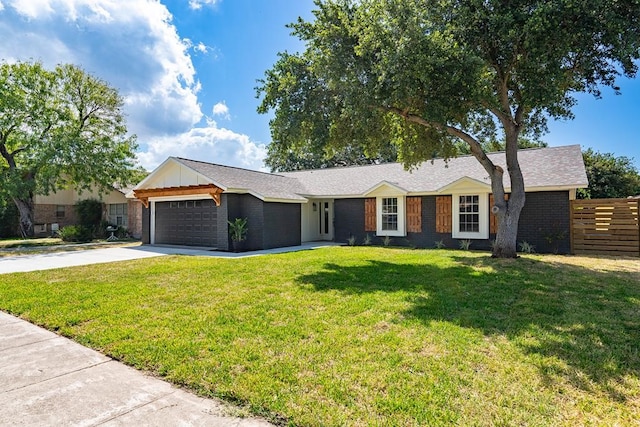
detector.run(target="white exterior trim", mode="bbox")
[376,196,406,237]
[150,200,156,244]
[363,181,408,197]
[452,193,489,240]
[437,176,491,194]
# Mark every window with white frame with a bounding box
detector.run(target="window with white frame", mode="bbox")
[376,196,406,236]
[452,194,488,239]
[458,195,480,232]
[109,203,128,227]
[381,198,398,231]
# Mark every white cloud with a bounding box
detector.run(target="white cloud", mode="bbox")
[0,0,203,137]
[137,121,267,172]
[188,0,219,11]
[0,0,266,172]
[194,42,208,54]
[212,101,230,120]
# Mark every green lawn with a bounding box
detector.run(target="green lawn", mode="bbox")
[1,247,638,426]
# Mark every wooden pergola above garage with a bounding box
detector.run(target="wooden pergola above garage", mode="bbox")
[133,184,223,208]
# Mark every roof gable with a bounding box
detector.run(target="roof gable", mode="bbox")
[437,176,491,193]
[133,157,217,191]
[363,181,408,197]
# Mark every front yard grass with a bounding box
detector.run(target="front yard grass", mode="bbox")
[1,247,638,426]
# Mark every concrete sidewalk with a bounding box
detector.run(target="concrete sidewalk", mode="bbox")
[0,311,273,426]
[0,242,342,274]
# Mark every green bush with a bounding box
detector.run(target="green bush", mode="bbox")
[75,199,103,235]
[59,225,93,243]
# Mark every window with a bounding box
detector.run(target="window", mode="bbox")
[381,198,398,231]
[452,194,488,239]
[109,203,128,228]
[55,205,65,218]
[376,196,406,236]
[458,195,479,232]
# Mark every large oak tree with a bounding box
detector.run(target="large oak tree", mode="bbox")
[0,61,138,237]
[258,0,640,257]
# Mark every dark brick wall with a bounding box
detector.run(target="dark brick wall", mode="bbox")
[216,194,230,251]
[142,205,150,244]
[517,191,571,253]
[225,193,265,251]
[263,203,301,249]
[333,192,571,253]
[335,199,366,244]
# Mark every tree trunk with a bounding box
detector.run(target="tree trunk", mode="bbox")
[491,126,526,258]
[13,196,35,238]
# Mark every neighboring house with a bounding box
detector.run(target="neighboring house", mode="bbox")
[130,145,588,253]
[34,186,143,238]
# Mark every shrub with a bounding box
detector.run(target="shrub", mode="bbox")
[362,234,372,245]
[434,240,446,249]
[382,236,392,247]
[347,235,357,246]
[459,239,472,250]
[75,199,103,232]
[59,225,93,243]
[519,241,536,254]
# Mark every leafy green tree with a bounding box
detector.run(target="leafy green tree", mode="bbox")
[258,0,640,257]
[0,192,19,238]
[0,61,138,237]
[578,149,640,199]
[266,138,397,172]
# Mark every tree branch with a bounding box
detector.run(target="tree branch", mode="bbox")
[381,105,504,179]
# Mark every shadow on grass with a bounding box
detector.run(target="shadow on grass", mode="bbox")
[296,255,640,402]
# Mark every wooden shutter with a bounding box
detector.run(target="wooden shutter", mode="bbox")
[364,198,376,231]
[489,193,509,234]
[436,196,452,233]
[406,197,422,233]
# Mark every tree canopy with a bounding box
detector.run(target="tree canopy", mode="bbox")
[258,0,640,257]
[0,61,138,237]
[579,149,640,199]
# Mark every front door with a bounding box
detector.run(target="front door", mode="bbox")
[318,199,333,240]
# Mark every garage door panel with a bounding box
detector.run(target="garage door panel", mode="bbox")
[155,199,218,247]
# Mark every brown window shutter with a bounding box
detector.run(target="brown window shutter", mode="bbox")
[364,198,376,232]
[406,197,422,233]
[436,196,452,233]
[490,193,509,234]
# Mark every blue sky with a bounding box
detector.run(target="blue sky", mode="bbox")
[1,0,638,171]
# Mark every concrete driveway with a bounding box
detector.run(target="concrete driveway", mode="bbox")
[0,242,342,274]
[0,246,170,274]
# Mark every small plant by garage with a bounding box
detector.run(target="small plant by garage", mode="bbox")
[228,218,248,251]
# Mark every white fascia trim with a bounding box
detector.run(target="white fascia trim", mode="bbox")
[362,181,408,197]
[147,194,216,203]
[150,200,156,244]
[437,176,491,194]
[263,197,308,204]
[376,195,406,237]
[452,193,489,240]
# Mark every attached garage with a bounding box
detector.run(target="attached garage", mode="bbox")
[131,156,305,251]
[154,199,218,247]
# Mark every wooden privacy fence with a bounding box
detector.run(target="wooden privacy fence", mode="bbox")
[570,198,639,257]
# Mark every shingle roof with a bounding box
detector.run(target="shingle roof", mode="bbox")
[173,157,307,201]
[165,145,587,202]
[281,145,588,197]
